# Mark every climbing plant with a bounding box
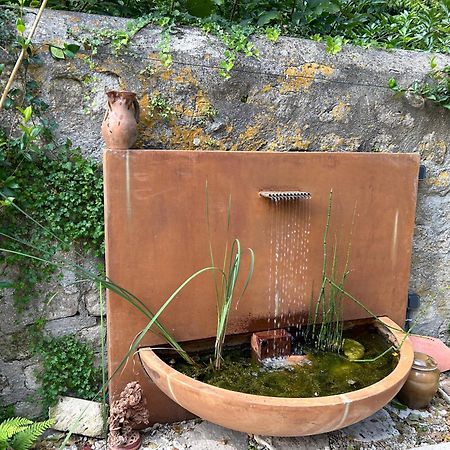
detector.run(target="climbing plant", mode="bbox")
[0,6,104,310]
[389,58,450,110]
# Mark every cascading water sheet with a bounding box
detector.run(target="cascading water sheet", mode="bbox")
[268,199,311,339]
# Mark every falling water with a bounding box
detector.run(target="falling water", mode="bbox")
[267,197,311,349]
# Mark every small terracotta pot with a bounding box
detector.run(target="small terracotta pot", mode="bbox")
[102,90,140,149]
[396,352,440,409]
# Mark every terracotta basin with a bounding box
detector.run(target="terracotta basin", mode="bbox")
[140,317,413,436]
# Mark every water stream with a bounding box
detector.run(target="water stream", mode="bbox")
[268,198,311,342]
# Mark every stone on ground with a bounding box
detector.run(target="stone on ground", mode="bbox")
[340,408,399,442]
[409,445,450,450]
[48,396,104,438]
[260,434,330,449]
[143,421,247,449]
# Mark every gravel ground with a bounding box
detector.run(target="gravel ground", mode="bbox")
[38,376,450,450]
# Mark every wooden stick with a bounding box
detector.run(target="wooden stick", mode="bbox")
[0,0,49,110]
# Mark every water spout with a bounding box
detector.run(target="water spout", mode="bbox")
[259,191,311,201]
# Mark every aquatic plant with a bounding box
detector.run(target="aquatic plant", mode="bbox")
[308,190,415,362]
[205,182,255,371]
[309,190,351,353]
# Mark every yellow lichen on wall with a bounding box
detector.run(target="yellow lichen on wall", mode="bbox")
[173,103,195,117]
[278,63,333,94]
[231,124,266,152]
[427,171,449,188]
[260,85,273,94]
[169,123,226,151]
[173,67,199,86]
[266,126,311,151]
[195,90,209,114]
[331,101,351,121]
[419,138,447,164]
[136,93,160,146]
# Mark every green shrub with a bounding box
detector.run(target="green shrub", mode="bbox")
[0,406,15,423]
[32,335,102,412]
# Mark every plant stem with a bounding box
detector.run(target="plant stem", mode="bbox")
[229,0,239,21]
[99,283,108,436]
[0,0,49,110]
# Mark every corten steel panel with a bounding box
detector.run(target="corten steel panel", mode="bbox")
[104,150,419,424]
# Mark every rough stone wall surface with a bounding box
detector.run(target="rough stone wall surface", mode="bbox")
[0,7,449,417]
[0,252,104,417]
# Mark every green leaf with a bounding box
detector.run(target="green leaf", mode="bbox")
[257,10,279,27]
[16,18,25,34]
[3,98,14,110]
[388,78,397,89]
[0,64,4,75]
[64,43,80,54]
[49,45,65,60]
[325,36,343,55]
[22,106,32,123]
[63,50,75,59]
[0,280,14,288]
[430,56,437,69]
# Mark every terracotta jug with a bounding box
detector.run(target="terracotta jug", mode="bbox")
[397,352,440,409]
[102,90,140,149]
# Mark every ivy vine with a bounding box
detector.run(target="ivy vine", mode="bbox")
[0,8,104,310]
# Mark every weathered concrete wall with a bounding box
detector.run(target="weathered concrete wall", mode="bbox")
[1,7,449,416]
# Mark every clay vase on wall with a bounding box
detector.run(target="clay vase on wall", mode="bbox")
[102,90,140,149]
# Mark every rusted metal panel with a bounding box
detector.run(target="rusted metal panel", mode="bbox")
[104,150,419,424]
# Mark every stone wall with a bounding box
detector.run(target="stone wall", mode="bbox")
[0,255,103,417]
[1,7,449,417]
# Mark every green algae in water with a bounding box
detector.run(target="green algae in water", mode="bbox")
[168,326,399,398]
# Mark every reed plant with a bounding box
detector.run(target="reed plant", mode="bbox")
[309,190,354,353]
[308,190,415,362]
[205,182,254,370]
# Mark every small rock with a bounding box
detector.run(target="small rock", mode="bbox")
[343,339,365,361]
[342,408,399,442]
[49,396,104,438]
[440,378,450,396]
[269,434,330,449]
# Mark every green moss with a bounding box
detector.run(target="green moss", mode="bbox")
[173,325,398,398]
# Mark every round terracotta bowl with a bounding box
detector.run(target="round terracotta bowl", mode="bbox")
[140,317,413,437]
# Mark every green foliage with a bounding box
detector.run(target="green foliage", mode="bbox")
[148,93,176,121]
[325,35,344,55]
[390,59,450,110]
[1,66,104,309]
[60,0,449,81]
[265,26,280,42]
[205,184,254,371]
[0,406,15,423]
[0,417,54,450]
[9,0,449,54]
[49,43,80,60]
[31,335,102,411]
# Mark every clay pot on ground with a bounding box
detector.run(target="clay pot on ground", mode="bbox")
[396,351,440,409]
[102,91,140,149]
[139,316,414,437]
